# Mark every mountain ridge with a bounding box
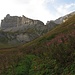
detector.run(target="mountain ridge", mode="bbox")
[0,11,75,47]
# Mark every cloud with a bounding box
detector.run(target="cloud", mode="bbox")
[55,3,75,16]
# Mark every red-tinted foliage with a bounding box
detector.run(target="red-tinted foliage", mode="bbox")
[47,29,75,46]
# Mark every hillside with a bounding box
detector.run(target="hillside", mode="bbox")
[0,14,75,75]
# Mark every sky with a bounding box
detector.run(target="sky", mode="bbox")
[0,0,75,24]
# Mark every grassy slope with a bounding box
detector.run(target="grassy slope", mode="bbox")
[0,15,75,75]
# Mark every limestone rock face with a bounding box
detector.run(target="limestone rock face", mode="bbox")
[1,14,41,29]
[46,20,57,31]
[0,14,47,45]
[46,11,75,31]
[54,11,75,24]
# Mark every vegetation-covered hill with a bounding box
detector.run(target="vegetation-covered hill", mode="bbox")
[0,15,75,75]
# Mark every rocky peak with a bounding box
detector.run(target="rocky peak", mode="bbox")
[0,14,46,45]
[54,11,75,24]
[1,14,44,29]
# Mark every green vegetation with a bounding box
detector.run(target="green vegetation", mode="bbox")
[0,15,75,75]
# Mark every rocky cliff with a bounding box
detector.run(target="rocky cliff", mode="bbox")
[54,11,75,24]
[46,20,57,31]
[1,14,42,29]
[46,11,75,31]
[0,14,47,45]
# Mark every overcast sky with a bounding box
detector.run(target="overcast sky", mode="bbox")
[0,0,75,24]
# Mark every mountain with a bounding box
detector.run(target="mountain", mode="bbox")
[19,13,75,75]
[54,11,75,24]
[46,11,75,29]
[46,20,57,31]
[0,14,47,46]
[45,11,75,33]
[1,11,75,46]
[1,14,45,30]
[0,12,75,75]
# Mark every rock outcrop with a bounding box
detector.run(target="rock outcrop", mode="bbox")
[46,20,57,31]
[46,11,75,31]
[0,14,47,45]
[1,14,42,29]
[54,11,75,24]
